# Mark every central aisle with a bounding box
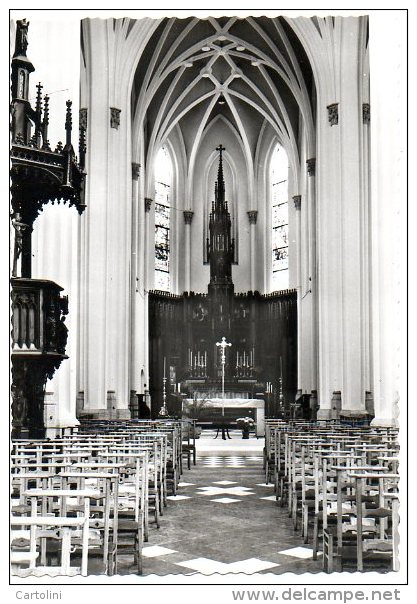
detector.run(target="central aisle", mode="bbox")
[117,432,322,576]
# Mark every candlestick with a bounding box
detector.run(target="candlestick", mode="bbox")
[160,356,168,416]
[279,356,284,415]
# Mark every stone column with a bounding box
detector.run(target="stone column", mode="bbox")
[315,18,368,418]
[78,19,132,418]
[135,149,148,403]
[316,99,343,418]
[143,196,153,402]
[289,16,372,419]
[339,19,367,417]
[183,210,194,292]
[247,210,258,291]
[368,13,405,426]
[130,162,141,396]
[293,195,302,397]
[306,158,318,397]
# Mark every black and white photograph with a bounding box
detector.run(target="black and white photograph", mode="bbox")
[6,4,410,599]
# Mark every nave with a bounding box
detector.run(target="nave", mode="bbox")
[125,453,322,576]
[10,419,399,578]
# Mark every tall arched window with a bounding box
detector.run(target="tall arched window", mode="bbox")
[271,144,289,290]
[154,147,172,291]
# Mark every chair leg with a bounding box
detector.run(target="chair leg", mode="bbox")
[159,485,164,516]
[312,516,319,560]
[135,529,143,575]
[154,496,160,529]
[279,479,285,507]
[327,535,333,573]
[303,505,309,543]
[144,504,149,542]
[108,549,116,577]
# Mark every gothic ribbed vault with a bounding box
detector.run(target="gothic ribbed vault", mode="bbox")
[130,16,316,192]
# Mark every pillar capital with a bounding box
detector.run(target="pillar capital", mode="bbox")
[327,103,339,126]
[306,158,316,176]
[110,107,121,129]
[247,210,258,225]
[183,210,194,225]
[292,194,301,210]
[144,197,152,212]
[132,162,140,180]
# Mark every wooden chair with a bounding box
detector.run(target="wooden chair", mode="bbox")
[349,471,399,572]
[59,472,119,575]
[181,419,197,470]
[11,489,92,577]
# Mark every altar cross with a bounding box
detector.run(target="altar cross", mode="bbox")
[216,336,232,363]
[216,336,232,416]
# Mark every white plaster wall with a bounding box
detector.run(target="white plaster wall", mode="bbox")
[28,18,81,428]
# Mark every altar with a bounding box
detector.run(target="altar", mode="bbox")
[182,398,265,437]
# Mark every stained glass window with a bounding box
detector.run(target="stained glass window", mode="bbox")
[154,147,172,291]
[271,144,289,290]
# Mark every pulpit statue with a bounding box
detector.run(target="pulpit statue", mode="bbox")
[11,213,29,277]
[14,20,29,57]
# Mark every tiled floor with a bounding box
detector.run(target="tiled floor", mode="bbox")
[111,453,326,576]
[75,447,393,577]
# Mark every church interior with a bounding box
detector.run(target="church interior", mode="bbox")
[9,11,405,580]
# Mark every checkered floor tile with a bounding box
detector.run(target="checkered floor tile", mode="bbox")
[176,556,279,574]
[200,456,263,467]
[278,547,318,559]
[197,485,254,496]
[142,545,178,558]
[210,497,241,504]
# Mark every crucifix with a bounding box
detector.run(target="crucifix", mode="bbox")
[216,336,232,416]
